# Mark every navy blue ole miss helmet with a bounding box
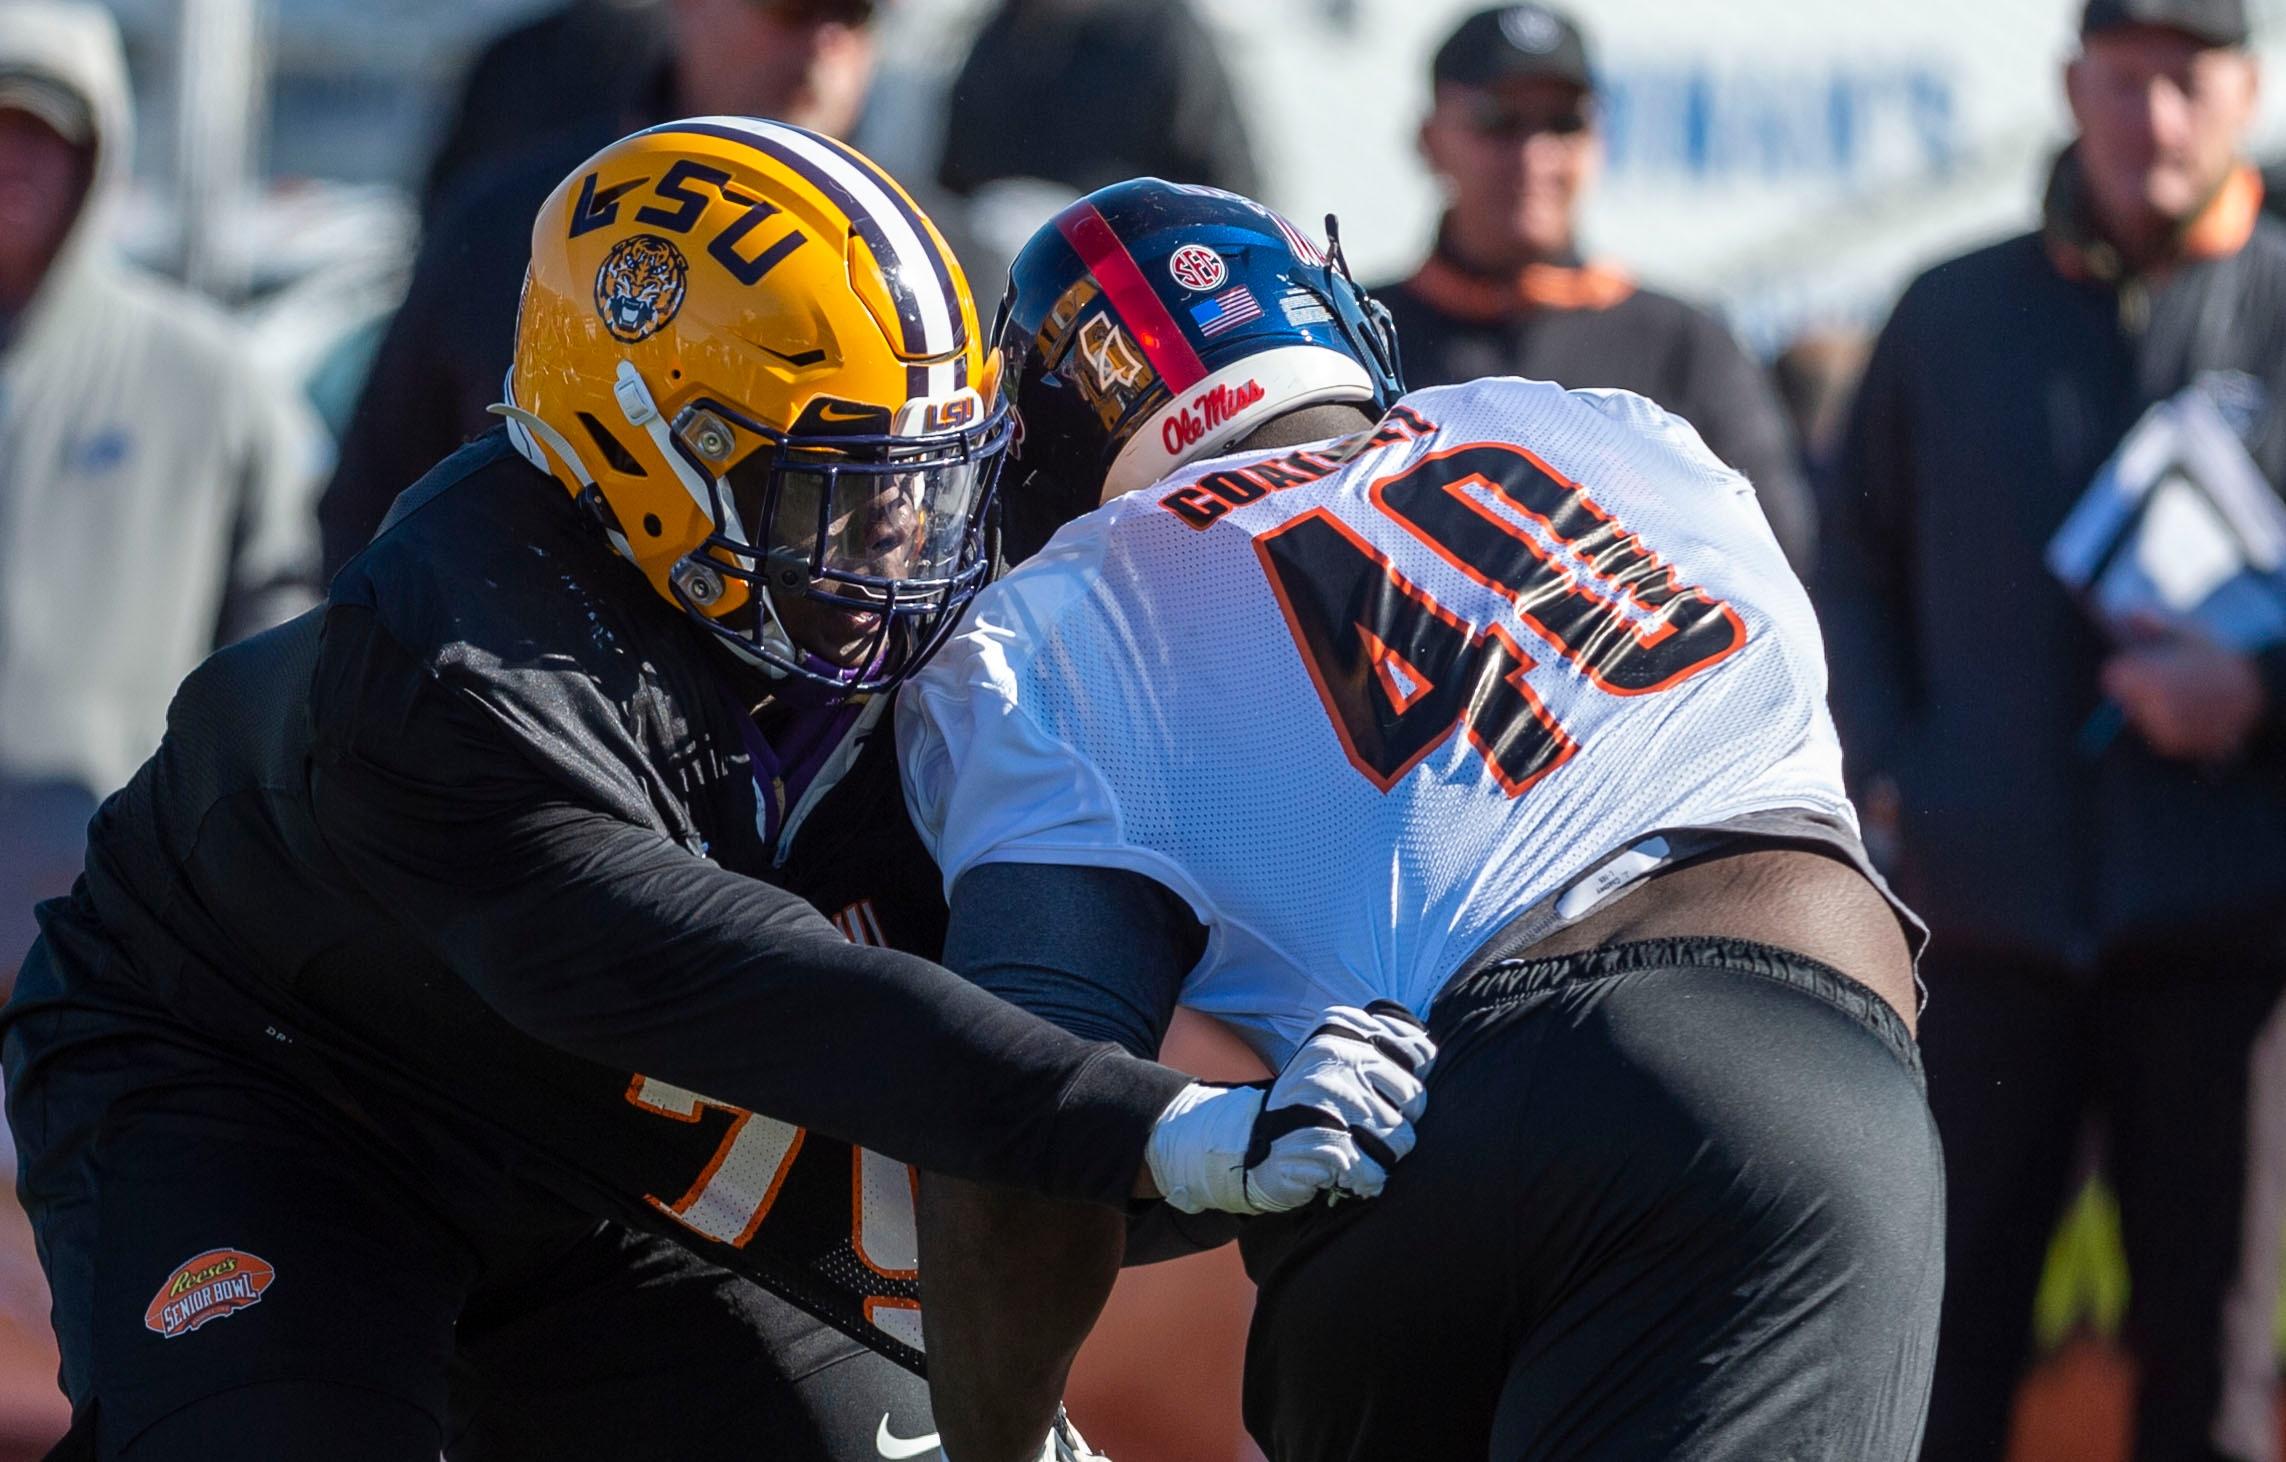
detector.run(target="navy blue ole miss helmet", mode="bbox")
[991,179,1404,564]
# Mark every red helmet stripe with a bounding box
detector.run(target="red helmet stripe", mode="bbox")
[1055,202,1209,393]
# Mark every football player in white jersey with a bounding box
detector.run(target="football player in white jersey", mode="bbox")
[894,180,1943,1461]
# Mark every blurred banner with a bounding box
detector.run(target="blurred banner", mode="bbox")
[864,0,2286,351]
[92,0,2286,352]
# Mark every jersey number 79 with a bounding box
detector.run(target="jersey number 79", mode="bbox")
[1255,442,1747,796]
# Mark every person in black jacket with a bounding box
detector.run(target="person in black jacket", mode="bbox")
[1,123,1428,1462]
[935,0,1259,202]
[319,0,881,580]
[1370,4,1815,572]
[1822,1,2286,1455]
[418,0,669,222]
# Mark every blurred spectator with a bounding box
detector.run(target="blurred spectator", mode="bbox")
[0,1,322,980]
[1371,4,1815,572]
[318,0,878,577]
[1771,325,1873,474]
[935,0,1258,201]
[1820,1,2286,1457]
[420,0,671,221]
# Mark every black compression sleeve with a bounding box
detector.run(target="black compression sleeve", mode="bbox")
[943,862,1240,1263]
[943,861,1207,1061]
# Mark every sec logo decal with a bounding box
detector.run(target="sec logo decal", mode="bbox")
[1168,244,1227,293]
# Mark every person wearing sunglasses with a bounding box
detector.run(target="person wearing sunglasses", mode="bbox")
[1374,3,1817,573]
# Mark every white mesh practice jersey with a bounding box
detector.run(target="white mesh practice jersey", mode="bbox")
[897,377,1858,1065]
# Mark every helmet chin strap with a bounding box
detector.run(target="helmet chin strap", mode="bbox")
[491,370,597,488]
[490,373,644,563]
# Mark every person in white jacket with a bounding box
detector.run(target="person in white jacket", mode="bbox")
[0,1,323,982]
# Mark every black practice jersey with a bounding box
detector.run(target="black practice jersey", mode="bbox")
[0,432,1185,1373]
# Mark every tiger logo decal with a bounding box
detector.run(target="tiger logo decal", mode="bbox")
[594,235,689,344]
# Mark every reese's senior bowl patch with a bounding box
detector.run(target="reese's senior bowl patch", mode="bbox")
[144,1249,275,1339]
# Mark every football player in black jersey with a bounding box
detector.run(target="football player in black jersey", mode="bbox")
[0,124,1433,1462]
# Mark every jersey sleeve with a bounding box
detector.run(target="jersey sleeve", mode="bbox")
[306,603,1189,1208]
[895,577,1215,920]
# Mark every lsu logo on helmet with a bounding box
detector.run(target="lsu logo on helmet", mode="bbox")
[593,234,689,344]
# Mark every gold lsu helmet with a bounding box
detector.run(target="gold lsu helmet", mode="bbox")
[502,118,1010,695]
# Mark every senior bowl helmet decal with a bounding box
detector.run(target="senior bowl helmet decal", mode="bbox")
[505,118,1009,696]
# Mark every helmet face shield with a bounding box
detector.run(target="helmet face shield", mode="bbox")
[668,396,1011,692]
[765,453,990,591]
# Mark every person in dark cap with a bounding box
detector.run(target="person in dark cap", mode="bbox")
[1819,1,2286,1457]
[1370,3,1817,573]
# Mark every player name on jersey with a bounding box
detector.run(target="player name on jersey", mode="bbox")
[1158,404,1436,528]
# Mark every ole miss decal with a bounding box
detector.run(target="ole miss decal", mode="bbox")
[145,1249,275,1339]
[1161,378,1266,455]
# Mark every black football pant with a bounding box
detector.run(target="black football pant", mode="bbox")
[1239,937,1945,1461]
[6,1009,933,1461]
[1916,943,2286,1462]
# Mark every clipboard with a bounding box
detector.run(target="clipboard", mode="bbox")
[2045,384,2286,653]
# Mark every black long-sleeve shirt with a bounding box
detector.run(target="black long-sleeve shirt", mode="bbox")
[2,433,1189,1369]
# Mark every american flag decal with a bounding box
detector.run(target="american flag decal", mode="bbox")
[1268,210,1326,265]
[1191,285,1264,338]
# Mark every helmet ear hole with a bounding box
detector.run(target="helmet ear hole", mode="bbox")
[576,412,648,477]
[576,483,631,541]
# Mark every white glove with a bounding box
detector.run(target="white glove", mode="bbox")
[1144,1001,1435,1214]
[1038,1408,1109,1461]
